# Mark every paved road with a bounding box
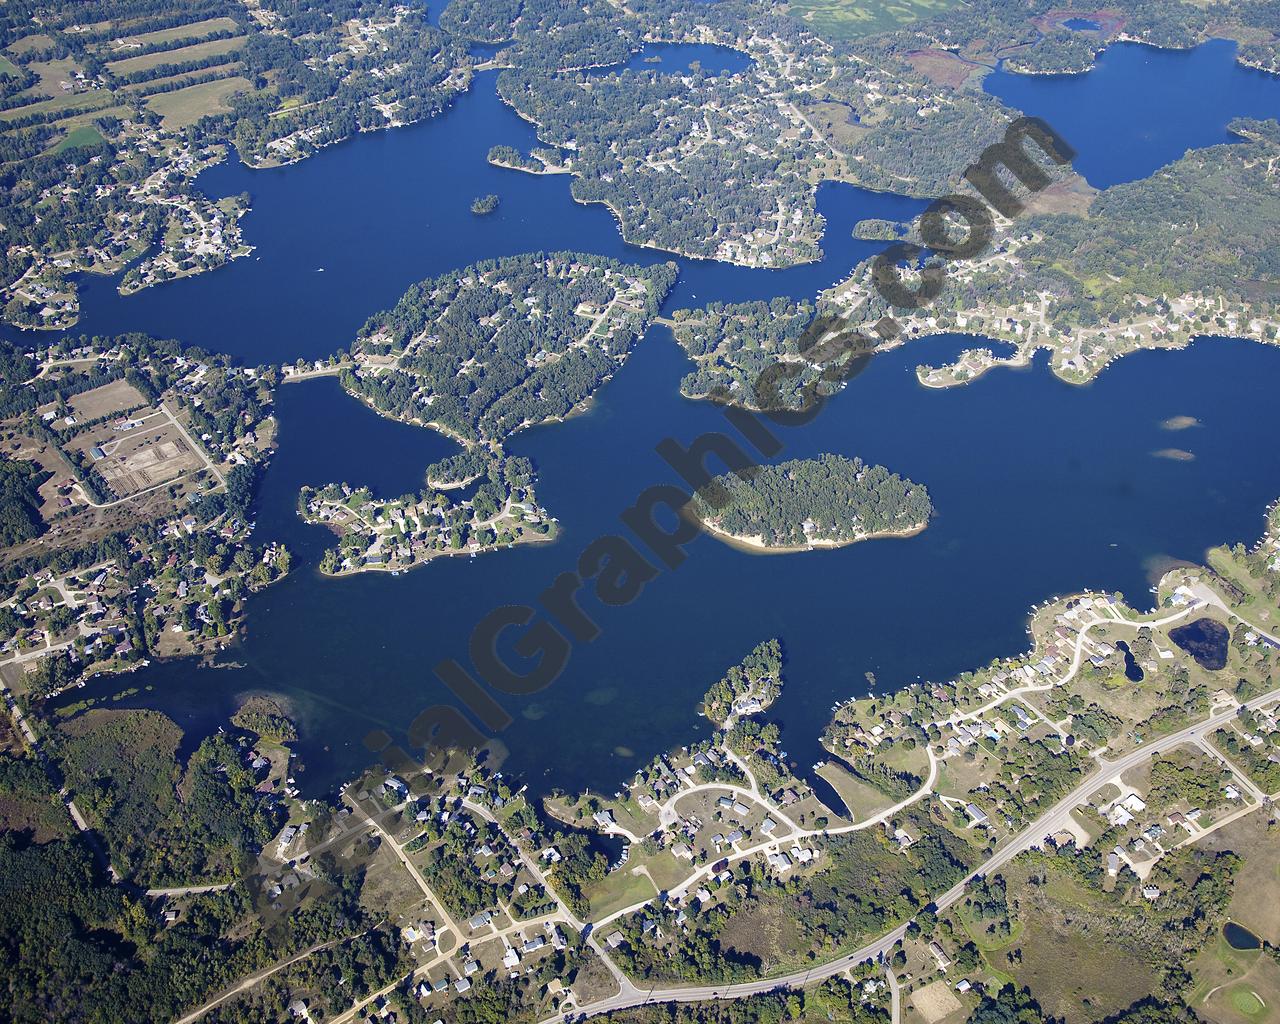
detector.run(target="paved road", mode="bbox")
[540,681,1280,1023]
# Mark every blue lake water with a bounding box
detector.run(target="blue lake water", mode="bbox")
[985,39,1280,188]
[28,39,1280,802]
[583,41,754,77]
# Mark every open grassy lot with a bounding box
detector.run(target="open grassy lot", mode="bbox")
[818,757,894,819]
[65,378,148,421]
[583,867,657,920]
[52,124,106,153]
[125,61,247,97]
[106,36,244,78]
[0,90,112,123]
[7,33,56,56]
[0,54,20,77]
[17,57,84,100]
[146,75,253,128]
[784,0,962,40]
[997,861,1162,1023]
[104,16,240,53]
[1207,543,1279,629]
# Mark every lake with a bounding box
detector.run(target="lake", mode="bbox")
[984,39,1280,189]
[29,38,1280,802]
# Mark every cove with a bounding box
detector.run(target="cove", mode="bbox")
[582,42,754,77]
[53,333,1280,799]
[984,39,1280,189]
[0,66,921,364]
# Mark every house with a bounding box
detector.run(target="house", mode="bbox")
[929,941,952,971]
[1142,885,1161,901]
[503,946,521,970]
[1107,851,1120,876]
[605,931,626,949]
[467,910,493,930]
[383,775,409,799]
[760,818,778,835]
[767,851,792,871]
[277,825,298,856]
[965,803,989,827]
[454,978,472,994]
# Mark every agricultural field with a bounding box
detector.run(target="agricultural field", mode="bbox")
[145,75,253,128]
[67,414,205,500]
[104,35,243,78]
[60,378,147,422]
[100,16,240,54]
[783,0,961,41]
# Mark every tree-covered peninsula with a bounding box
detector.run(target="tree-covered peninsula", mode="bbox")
[702,638,783,727]
[341,251,677,443]
[691,455,933,551]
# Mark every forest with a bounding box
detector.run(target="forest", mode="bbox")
[0,459,48,546]
[691,454,933,548]
[52,708,283,885]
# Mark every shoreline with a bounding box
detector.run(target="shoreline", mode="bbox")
[694,515,928,554]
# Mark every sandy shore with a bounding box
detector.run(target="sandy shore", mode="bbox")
[694,515,928,554]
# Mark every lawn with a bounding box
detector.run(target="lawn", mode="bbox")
[583,867,657,920]
[146,75,255,128]
[1193,939,1280,1024]
[817,758,894,820]
[784,0,962,41]
[0,55,19,78]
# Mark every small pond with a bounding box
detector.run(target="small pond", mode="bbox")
[1063,18,1102,31]
[1168,617,1230,671]
[1115,640,1144,682]
[1224,921,1263,951]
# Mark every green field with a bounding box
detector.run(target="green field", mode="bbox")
[53,124,105,153]
[0,54,19,77]
[785,0,961,40]
[106,35,243,77]
[145,74,253,128]
[0,90,112,123]
[106,16,240,52]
